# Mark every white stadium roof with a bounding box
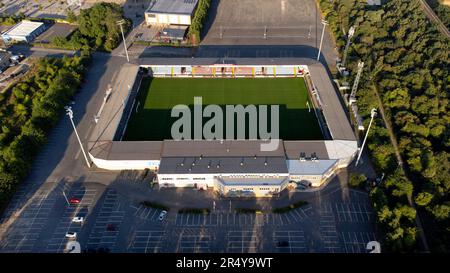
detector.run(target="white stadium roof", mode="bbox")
[3,20,44,37]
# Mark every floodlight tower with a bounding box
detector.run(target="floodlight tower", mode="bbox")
[355,108,377,167]
[317,19,328,61]
[341,26,356,67]
[65,106,91,168]
[117,19,129,62]
[349,61,364,104]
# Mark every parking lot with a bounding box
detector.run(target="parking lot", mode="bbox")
[45,188,97,253]
[34,23,77,44]
[202,0,320,46]
[0,0,78,19]
[0,187,58,252]
[0,173,378,253]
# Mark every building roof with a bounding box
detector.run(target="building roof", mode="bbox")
[308,63,356,141]
[283,140,329,160]
[89,141,163,160]
[287,159,337,175]
[161,26,188,40]
[218,177,288,186]
[324,140,358,160]
[147,0,199,15]
[139,57,316,67]
[2,20,44,38]
[161,140,285,157]
[158,156,288,174]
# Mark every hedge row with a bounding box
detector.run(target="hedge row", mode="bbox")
[272,201,308,214]
[187,0,212,45]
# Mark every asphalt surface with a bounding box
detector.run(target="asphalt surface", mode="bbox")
[0,171,377,253]
[0,0,378,253]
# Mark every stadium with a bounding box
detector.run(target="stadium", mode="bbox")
[87,58,357,197]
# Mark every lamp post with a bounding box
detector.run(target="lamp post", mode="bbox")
[65,106,91,168]
[355,108,377,167]
[317,19,328,61]
[117,19,129,62]
[342,26,356,67]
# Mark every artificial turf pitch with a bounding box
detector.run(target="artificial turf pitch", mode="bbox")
[123,77,323,141]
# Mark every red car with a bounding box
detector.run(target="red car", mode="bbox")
[69,198,80,204]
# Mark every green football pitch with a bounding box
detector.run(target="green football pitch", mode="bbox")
[122,77,323,141]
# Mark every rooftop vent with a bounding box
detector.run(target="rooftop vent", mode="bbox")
[254,154,257,159]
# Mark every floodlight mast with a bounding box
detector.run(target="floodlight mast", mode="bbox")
[317,20,328,61]
[355,108,377,167]
[117,19,129,62]
[342,26,355,67]
[65,107,91,168]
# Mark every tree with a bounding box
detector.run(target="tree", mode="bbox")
[349,173,367,189]
[415,192,433,207]
[429,204,450,221]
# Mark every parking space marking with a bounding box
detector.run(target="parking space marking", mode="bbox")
[129,230,165,253]
[178,231,212,253]
[333,202,374,223]
[227,230,260,253]
[341,232,377,253]
[86,190,124,251]
[273,230,307,253]
[1,189,58,252]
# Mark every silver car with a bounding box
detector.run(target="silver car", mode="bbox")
[158,210,167,221]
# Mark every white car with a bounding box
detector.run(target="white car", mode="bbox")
[65,232,77,239]
[72,217,84,223]
[158,210,167,221]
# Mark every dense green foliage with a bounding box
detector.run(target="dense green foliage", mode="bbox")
[140,201,170,211]
[187,0,211,44]
[123,77,322,141]
[272,201,308,213]
[0,55,88,208]
[178,208,210,214]
[0,14,25,26]
[348,173,367,189]
[51,3,130,52]
[427,0,450,29]
[319,0,449,252]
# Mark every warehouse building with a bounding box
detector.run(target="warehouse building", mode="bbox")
[145,0,199,26]
[1,20,46,43]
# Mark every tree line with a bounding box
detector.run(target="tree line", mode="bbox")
[0,54,89,209]
[51,2,130,52]
[319,0,449,252]
[187,0,212,45]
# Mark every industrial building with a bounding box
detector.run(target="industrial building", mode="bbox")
[1,20,46,43]
[144,0,199,26]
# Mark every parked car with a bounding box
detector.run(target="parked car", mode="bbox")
[72,217,84,223]
[106,224,116,231]
[69,198,80,204]
[158,210,167,221]
[65,232,77,239]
